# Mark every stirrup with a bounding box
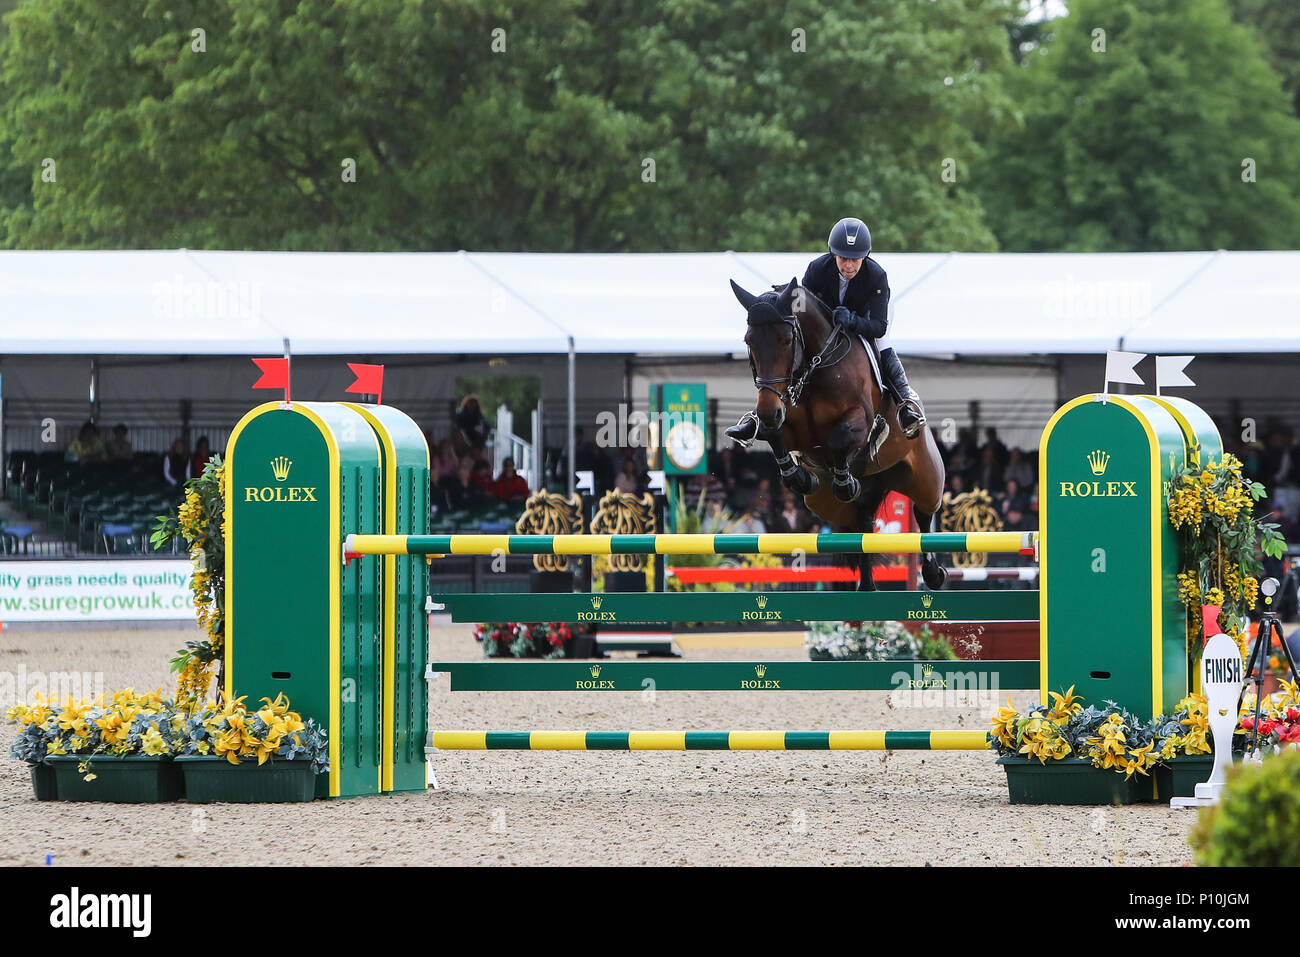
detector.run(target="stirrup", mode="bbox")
[899,400,926,440]
[725,411,760,448]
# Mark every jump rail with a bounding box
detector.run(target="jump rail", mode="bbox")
[345,531,1037,561]
[430,730,992,751]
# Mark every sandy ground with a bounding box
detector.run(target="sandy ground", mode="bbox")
[0,622,1197,866]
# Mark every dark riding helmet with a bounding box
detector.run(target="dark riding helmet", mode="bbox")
[828,217,871,259]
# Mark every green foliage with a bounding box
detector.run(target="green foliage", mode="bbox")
[980,0,1300,251]
[918,630,958,660]
[455,374,541,443]
[0,0,1011,252]
[1189,749,1300,866]
[1228,0,1300,116]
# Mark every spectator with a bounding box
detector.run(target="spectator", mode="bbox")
[191,436,215,477]
[702,500,730,533]
[985,427,1009,468]
[732,508,766,535]
[105,424,133,461]
[469,459,496,497]
[713,447,740,497]
[771,493,811,533]
[163,438,190,486]
[455,395,491,451]
[1004,447,1034,489]
[614,457,642,494]
[574,427,596,471]
[745,477,775,518]
[433,439,459,481]
[973,446,1003,494]
[66,421,107,462]
[439,460,479,511]
[998,478,1030,521]
[948,474,967,496]
[495,457,530,502]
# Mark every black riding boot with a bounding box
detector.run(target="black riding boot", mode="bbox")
[724,412,760,445]
[879,348,926,439]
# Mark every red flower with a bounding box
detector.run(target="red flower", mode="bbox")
[1241,715,1256,730]
[1288,708,1300,722]
[1260,719,1280,736]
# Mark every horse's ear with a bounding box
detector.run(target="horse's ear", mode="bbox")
[730,279,758,311]
[775,278,796,313]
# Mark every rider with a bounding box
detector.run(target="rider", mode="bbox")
[726,217,927,443]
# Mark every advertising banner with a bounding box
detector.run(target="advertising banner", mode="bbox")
[0,561,196,622]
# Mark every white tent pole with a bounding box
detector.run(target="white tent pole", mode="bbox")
[567,336,576,497]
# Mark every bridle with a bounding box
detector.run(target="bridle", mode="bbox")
[749,310,852,409]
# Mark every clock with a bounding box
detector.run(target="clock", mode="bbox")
[664,421,706,472]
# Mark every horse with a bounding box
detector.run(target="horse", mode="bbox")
[730,277,948,591]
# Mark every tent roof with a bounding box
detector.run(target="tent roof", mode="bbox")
[1,248,1295,355]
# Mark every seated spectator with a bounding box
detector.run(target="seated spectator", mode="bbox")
[191,436,215,477]
[1004,448,1033,489]
[947,474,967,496]
[495,457,530,501]
[66,421,106,463]
[433,439,459,480]
[105,424,133,461]
[973,446,1003,493]
[469,459,496,497]
[439,460,480,511]
[614,457,642,494]
[732,508,766,535]
[163,438,191,486]
[771,493,811,533]
[744,477,775,518]
[998,478,1030,521]
[702,500,730,533]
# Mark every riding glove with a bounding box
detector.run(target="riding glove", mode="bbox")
[832,306,888,339]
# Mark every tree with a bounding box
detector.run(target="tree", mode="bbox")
[978,0,1300,251]
[0,0,1014,252]
[1228,0,1300,117]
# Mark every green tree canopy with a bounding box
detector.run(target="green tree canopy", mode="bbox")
[0,0,1011,252]
[978,0,1300,251]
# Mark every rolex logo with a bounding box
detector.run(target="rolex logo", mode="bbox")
[921,593,934,608]
[1087,450,1110,476]
[680,389,689,402]
[589,664,601,678]
[756,595,768,609]
[754,664,767,678]
[591,595,603,610]
[922,662,934,677]
[270,456,292,481]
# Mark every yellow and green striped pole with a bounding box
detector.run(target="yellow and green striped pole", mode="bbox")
[431,730,991,750]
[345,531,1035,560]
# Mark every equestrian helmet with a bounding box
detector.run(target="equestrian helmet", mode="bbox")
[828,217,871,258]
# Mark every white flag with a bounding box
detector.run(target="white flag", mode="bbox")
[1104,350,1146,388]
[1156,355,1195,389]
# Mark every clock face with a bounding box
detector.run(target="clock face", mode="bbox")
[665,421,705,470]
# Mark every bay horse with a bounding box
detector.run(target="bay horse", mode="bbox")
[730,278,948,591]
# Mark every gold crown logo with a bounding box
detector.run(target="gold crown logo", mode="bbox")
[591,595,602,610]
[922,662,934,677]
[589,664,601,678]
[756,595,768,609]
[1087,450,1110,476]
[921,593,934,608]
[755,664,767,678]
[680,389,689,402]
[270,456,292,481]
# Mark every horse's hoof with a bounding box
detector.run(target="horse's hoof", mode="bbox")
[923,563,948,590]
[833,476,860,503]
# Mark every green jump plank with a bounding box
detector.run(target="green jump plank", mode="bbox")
[426,659,1039,692]
[430,589,1040,624]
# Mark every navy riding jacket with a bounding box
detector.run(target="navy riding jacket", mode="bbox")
[802,252,890,340]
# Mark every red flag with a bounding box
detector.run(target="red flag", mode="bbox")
[345,363,385,405]
[1202,604,1223,641]
[251,358,291,403]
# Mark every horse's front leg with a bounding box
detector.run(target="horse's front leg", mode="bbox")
[762,426,819,495]
[827,409,869,503]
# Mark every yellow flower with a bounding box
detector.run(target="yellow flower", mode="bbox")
[1046,685,1083,723]
[141,726,169,756]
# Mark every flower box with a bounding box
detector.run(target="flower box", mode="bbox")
[1154,755,1217,799]
[45,755,184,803]
[29,762,58,801]
[177,755,318,803]
[997,755,1158,805]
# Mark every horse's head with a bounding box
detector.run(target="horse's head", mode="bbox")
[732,278,799,432]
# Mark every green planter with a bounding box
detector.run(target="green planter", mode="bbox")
[177,755,319,803]
[29,762,58,801]
[1154,755,1216,799]
[997,755,1158,805]
[46,755,184,803]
